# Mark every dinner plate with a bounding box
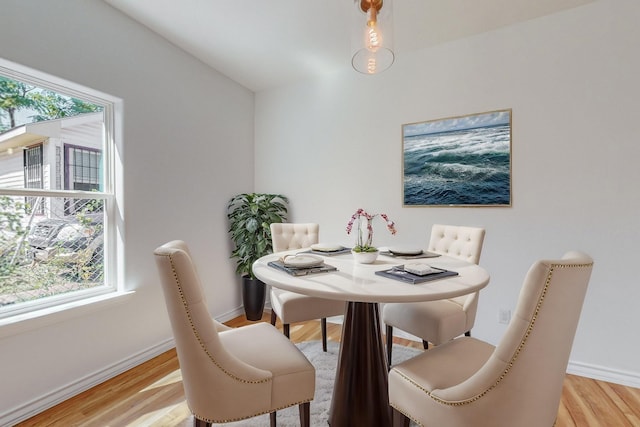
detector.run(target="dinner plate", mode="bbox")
[310,243,345,252]
[388,247,424,256]
[404,263,440,276]
[282,254,324,268]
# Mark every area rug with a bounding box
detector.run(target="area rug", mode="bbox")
[223,341,421,426]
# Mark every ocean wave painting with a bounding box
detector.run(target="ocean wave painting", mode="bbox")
[403,110,512,206]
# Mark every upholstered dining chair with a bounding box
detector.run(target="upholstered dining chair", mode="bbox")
[154,240,315,427]
[383,224,486,366]
[269,223,346,352]
[389,251,593,427]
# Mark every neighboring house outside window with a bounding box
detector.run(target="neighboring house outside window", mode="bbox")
[0,59,120,320]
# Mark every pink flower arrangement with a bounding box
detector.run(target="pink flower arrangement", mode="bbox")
[346,208,397,252]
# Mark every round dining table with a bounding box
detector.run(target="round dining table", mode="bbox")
[253,250,490,427]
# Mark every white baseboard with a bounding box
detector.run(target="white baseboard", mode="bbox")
[216,306,248,323]
[0,338,175,427]
[2,307,252,426]
[567,361,640,388]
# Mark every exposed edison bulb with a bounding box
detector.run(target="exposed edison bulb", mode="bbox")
[365,6,382,52]
[367,57,377,74]
[366,24,382,51]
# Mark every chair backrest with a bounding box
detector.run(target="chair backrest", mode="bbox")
[154,240,272,421]
[432,251,594,426]
[428,224,486,315]
[270,223,320,252]
[428,224,486,264]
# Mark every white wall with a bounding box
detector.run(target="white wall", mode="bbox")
[255,0,640,385]
[0,0,254,423]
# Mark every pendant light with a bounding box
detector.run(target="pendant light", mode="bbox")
[351,0,395,74]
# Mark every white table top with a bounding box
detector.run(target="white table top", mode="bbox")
[252,250,490,303]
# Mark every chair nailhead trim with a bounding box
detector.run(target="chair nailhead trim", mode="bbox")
[195,399,313,424]
[160,253,272,386]
[161,251,315,424]
[160,252,286,424]
[396,261,593,407]
[389,403,425,427]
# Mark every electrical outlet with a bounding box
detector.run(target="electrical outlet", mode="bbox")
[498,308,511,324]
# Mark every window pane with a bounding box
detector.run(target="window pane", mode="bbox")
[0,76,104,192]
[66,146,102,192]
[0,195,105,308]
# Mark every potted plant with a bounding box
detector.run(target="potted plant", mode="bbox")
[346,208,396,264]
[227,193,289,320]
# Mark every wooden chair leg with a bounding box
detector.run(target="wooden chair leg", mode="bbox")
[193,418,211,427]
[283,323,290,338]
[386,324,394,367]
[270,411,276,427]
[270,310,277,325]
[465,330,471,337]
[392,407,410,427]
[321,317,328,352]
[422,340,429,350]
[299,402,310,427]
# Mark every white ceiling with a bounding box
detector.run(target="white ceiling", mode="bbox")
[104,0,596,92]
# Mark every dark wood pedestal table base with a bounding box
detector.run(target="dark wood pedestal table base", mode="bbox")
[329,301,391,427]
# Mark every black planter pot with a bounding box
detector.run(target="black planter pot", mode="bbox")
[242,276,266,321]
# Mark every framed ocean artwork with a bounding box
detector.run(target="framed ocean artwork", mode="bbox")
[402,109,512,207]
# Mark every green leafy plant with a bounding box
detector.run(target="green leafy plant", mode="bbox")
[0,196,28,277]
[227,193,288,279]
[1,76,102,131]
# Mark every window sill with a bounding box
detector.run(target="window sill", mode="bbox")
[0,291,135,339]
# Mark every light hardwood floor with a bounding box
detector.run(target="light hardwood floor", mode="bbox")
[16,313,640,427]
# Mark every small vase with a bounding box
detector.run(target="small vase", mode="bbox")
[351,249,379,264]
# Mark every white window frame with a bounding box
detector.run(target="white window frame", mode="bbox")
[0,58,125,328]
